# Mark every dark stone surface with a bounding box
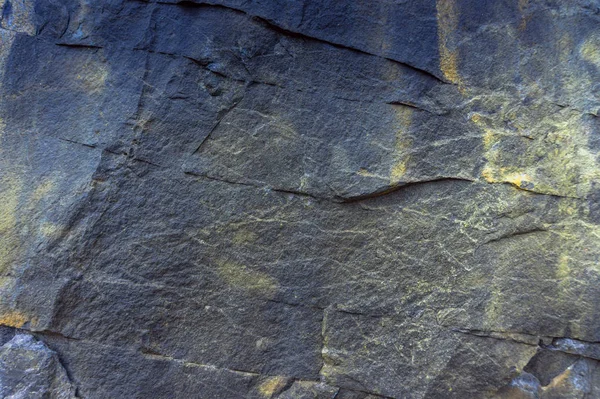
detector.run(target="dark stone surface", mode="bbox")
[0,334,76,398]
[1,0,600,397]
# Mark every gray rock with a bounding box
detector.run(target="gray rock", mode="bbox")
[0,334,76,399]
[1,0,600,397]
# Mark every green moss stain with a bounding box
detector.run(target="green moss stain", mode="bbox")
[580,35,600,66]
[437,0,461,85]
[216,259,278,298]
[555,254,571,280]
[0,174,22,274]
[0,172,62,274]
[31,180,54,202]
[231,229,258,246]
[75,58,108,95]
[389,106,413,184]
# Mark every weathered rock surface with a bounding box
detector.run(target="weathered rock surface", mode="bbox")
[0,334,76,398]
[1,0,600,397]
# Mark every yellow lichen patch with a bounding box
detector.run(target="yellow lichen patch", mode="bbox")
[357,168,387,180]
[502,171,531,189]
[76,59,108,95]
[470,113,483,124]
[0,311,28,328]
[555,254,570,280]
[216,259,278,298]
[468,44,600,197]
[436,0,461,85]
[440,50,460,86]
[257,376,288,398]
[580,35,600,66]
[475,104,600,198]
[471,113,499,151]
[357,168,374,177]
[32,180,54,202]
[232,229,258,245]
[298,174,309,192]
[543,367,572,391]
[482,130,497,151]
[39,222,62,238]
[482,165,534,191]
[558,198,579,217]
[390,161,408,182]
[389,106,413,184]
[395,105,413,128]
[480,166,495,183]
[0,174,22,274]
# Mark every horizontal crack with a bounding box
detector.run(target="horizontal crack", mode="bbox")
[338,177,476,203]
[140,349,264,376]
[184,171,580,205]
[451,327,543,346]
[55,42,103,50]
[32,329,83,342]
[183,171,331,202]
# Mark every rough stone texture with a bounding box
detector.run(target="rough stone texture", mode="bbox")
[0,334,76,399]
[1,0,600,398]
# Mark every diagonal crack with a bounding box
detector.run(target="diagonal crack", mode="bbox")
[56,137,97,149]
[191,99,244,156]
[249,15,448,85]
[386,100,438,115]
[482,227,549,245]
[135,0,448,84]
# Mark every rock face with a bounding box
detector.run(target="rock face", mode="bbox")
[0,334,76,399]
[1,0,600,397]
